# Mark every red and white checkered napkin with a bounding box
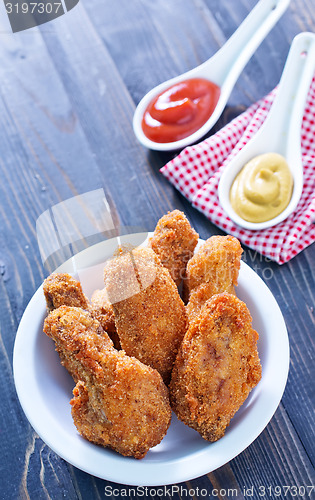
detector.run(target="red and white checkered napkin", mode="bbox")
[161,77,315,264]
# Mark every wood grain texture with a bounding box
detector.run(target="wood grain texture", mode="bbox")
[0,0,314,498]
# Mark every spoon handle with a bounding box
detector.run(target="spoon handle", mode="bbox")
[263,32,315,152]
[202,0,290,86]
[218,32,315,230]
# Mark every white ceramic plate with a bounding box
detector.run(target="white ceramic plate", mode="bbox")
[13,234,289,486]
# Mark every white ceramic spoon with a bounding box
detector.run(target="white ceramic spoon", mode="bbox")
[133,0,291,151]
[218,32,315,231]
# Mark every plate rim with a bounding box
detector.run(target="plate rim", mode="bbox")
[13,234,290,486]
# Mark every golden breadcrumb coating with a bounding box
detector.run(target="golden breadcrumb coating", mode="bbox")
[170,293,261,442]
[44,306,171,459]
[43,273,89,311]
[186,280,237,322]
[184,235,243,316]
[44,305,113,381]
[104,247,187,384]
[43,272,119,347]
[90,288,120,349]
[149,209,199,286]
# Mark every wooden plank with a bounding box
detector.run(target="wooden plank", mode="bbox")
[0,0,314,497]
[83,0,311,120]
[36,4,182,226]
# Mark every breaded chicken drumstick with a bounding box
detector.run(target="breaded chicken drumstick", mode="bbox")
[44,306,172,459]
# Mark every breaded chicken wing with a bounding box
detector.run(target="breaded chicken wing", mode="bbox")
[149,210,199,286]
[103,247,187,384]
[184,235,243,319]
[44,306,172,459]
[170,293,261,442]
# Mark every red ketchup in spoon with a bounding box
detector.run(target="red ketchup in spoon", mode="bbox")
[141,78,220,143]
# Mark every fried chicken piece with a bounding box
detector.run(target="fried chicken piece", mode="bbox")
[149,210,199,287]
[44,306,172,459]
[184,235,243,317]
[43,273,89,311]
[104,247,187,384]
[43,272,119,347]
[169,293,261,442]
[90,288,120,349]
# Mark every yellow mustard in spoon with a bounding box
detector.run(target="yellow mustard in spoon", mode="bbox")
[230,152,293,223]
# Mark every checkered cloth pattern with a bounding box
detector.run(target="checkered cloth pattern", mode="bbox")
[161,77,315,264]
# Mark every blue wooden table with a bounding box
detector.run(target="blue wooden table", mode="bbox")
[0,1,314,498]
